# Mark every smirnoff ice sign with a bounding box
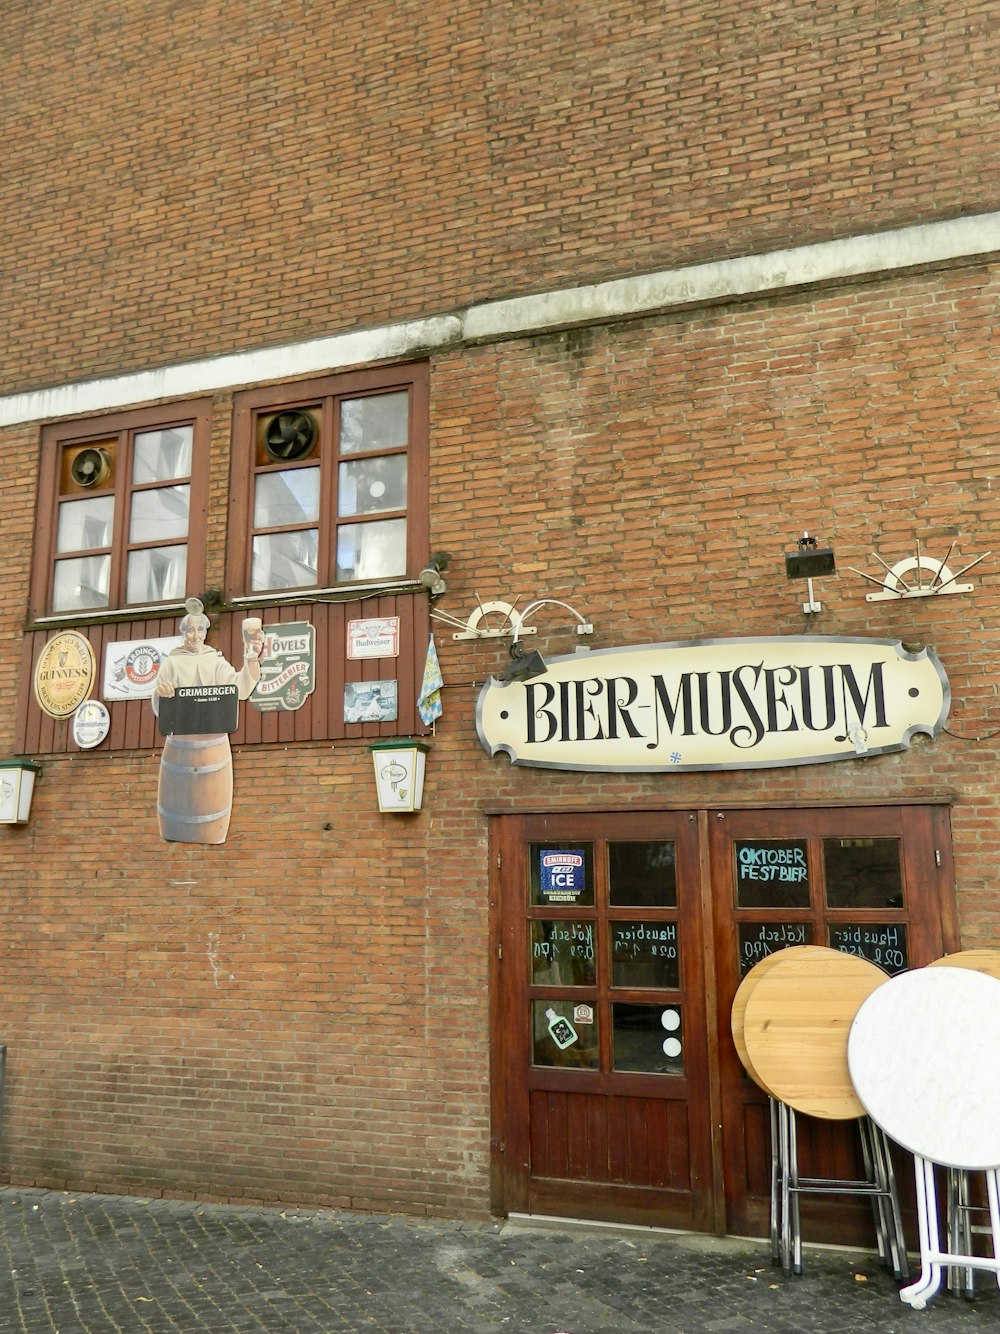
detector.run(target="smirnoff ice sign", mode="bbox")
[476,636,949,772]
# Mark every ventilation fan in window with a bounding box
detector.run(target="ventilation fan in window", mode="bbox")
[70,447,112,488]
[264,411,318,461]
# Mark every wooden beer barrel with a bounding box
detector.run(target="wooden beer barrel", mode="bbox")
[157,734,233,844]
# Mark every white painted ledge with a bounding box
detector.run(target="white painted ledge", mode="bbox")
[2,212,998,428]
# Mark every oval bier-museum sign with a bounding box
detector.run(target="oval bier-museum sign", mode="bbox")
[34,631,97,719]
[476,636,949,772]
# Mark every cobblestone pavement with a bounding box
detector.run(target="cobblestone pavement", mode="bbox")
[0,1189,998,1333]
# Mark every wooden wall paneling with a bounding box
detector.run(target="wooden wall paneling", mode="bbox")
[15,632,40,755]
[327,601,346,740]
[293,601,315,744]
[275,603,299,746]
[306,602,329,739]
[136,618,162,751]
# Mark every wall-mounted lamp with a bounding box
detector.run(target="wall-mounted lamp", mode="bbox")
[784,532,836,614]
[416,552,451,600]
[369,739,429,813]
[0,759,42,825]
[494,598,594,686]
[497,640,548,684]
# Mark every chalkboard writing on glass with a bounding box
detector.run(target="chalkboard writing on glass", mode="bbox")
[738,921,812,975]
[828,923,907,974]
[611,921,680,988]
[734,840,810,909]
[157,685,239,736]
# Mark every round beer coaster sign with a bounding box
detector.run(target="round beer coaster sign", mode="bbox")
[73,699,111,749]
[34,631,97,719]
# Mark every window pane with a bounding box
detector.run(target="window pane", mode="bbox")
[611,922,680,988]
[532,1001,599,1070]
[340,391,408,454]
[56,496,114,552]
[126,545,187,604]
[252,530,319,590]
[529,844,594,907]
[129,485,190,543]
[52,555,110,611]
[132,426,193,482]
[738,922,812,976]
[828,923,907,974]
[338,456,407,517]
[336,519,406,581]
[254,468,320,528]
[609,841,677,906]
[530,921,596,985]
[613,1003,683,1074]
[824,837,904,909]
[735,839,810,909]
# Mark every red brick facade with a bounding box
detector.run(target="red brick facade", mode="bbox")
[1,1,999,1221]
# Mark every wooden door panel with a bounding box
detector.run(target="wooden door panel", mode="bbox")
[494,803,955,1241]
[711,804,955,1239]
[496,811,715,1233]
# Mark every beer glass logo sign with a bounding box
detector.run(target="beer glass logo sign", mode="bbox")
[540,850,586,903]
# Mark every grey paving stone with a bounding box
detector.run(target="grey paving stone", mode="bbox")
[0,1189,997,1332]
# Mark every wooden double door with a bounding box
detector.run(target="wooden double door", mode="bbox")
[491,805,956,1238]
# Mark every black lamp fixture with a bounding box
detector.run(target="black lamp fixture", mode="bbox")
[784,531,836,614]
[496,639,548,684]
[785,533,836,579]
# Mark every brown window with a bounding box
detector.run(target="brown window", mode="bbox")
[30,402,211,620]
[226,364,429,600]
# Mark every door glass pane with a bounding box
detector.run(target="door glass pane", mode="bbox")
[336,519,407,581]
[824,837,904,909]
[828,923,907,974]
[530,921,596,985]
[254,468,320,527]
[340,391,408,453]
[532,1001,599,1069]
[608,841,677,906]
[338,456,407,516]
[126,545,187,603]
[129,485,190,542]
[738,921,812,976]
[56,496,114,552]
[52,555,110,611]
[252,530,319,590]
[529,844,594,907]
[734,839,810,909]
[612,1003,683,1074]
[133,426,193,482]
[611,922,680,988]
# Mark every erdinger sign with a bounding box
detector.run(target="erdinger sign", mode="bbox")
[476,636,949,772]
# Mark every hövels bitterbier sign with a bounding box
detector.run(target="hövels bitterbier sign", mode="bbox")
[476,636,949,772]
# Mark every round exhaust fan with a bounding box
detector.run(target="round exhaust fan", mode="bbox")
[70,447,112,488]
[264,411,318,461]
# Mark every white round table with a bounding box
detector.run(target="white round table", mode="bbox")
[848,966,1000,1308]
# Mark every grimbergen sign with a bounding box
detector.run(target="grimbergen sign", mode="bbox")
[476,636,949,772]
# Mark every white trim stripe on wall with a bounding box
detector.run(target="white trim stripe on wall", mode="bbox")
[2,211,999,428]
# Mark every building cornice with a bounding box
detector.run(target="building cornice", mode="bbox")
[2,211,999,428]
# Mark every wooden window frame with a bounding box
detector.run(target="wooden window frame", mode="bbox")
[225,363,430,603]
[30,400,212,623]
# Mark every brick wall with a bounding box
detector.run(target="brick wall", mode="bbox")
[2,258,998,1211]
[3,0,999,390]
[2,0,1000,1216]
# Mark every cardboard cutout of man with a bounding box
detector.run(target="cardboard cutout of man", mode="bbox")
[151,598,264,844]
